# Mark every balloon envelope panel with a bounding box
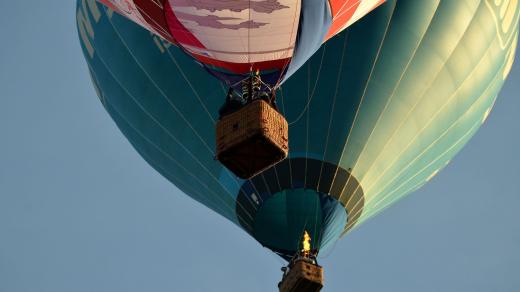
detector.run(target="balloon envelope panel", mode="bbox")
[77,0,518,258]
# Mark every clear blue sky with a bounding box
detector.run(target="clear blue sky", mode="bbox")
[0,2,519,292]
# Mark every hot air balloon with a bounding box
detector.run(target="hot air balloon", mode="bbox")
[88,0,386,178]
[77,0,519,290]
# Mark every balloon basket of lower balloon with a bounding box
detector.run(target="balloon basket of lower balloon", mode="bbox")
[278,258,324,292]
[215,100,289,179]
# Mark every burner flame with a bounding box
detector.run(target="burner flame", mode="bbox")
[302,231,311,254]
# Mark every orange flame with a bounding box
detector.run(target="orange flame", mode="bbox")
[302,231,311,254]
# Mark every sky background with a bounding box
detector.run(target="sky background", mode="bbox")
[0,2,519,292]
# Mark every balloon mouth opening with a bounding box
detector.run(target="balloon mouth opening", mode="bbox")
[234,157,366,260]
[252,188,347,261]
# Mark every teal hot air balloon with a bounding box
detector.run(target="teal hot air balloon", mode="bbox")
[77,0,519,260]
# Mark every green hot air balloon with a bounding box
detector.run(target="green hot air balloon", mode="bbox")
[77,0,518,264]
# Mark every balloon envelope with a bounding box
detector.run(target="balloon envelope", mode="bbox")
[77,0,519,259]
[93,0,385,87]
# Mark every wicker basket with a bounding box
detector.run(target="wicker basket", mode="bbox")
[216,100,288,179]
[278,260,323,292]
